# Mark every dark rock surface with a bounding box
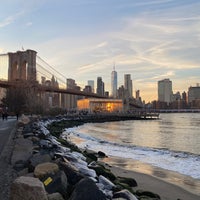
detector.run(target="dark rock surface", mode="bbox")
[69,178,107,200]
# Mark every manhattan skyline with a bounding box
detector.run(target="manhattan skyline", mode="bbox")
[0,1,200,102]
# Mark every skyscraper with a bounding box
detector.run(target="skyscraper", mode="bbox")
[124,74,133,98]
[158,79,173,104]
[188,84,200,103]
[111,65,117,98]
[96,77,104,96]
[88,80,94,92]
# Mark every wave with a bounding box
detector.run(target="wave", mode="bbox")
[62,127,200,180]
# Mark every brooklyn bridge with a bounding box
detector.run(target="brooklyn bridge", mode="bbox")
[0,49,141,114]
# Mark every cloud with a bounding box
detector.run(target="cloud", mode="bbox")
[27,0,200,101]
[0,11,24,28]
[0,16,14,28]
[151,71,175,80]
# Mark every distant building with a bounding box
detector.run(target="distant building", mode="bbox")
[172,92,181,101]
[111,66,117,98]
[117,85,126,99]
[83,85,92,93]
[96,77,104,96]
[105,91,109,97]
[88,80,94,93]
[41,75,59,107]
[124,74,133,98]
[188,85,200,108]
[136,90,140,100]
[66,78,79,109]
[158,79,173,104]
[182,91,187,101]
[77,98,123,113]
[67,78,76,89]
[188,85,200,103]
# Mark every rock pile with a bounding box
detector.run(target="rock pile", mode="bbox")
[10,116,161,200]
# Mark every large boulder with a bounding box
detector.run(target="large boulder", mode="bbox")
[98,175,116,190]
[59,161,84,185]
[34,162,59,179]
[41,170,68,198]
[10,176,47,200]
[69,178,107,200]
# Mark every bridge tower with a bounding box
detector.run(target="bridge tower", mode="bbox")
[8,49,37,82]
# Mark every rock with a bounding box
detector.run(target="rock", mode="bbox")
[135,190,160,199]
[11,138,33,169]
[113,189,138,200]
[99,175,116,190]
[40,139,53,148]
[10,176,48,200]
[71,151,87,161]
[47,192,64,200]
[30,136,41,143]
[83,150,98,161]
[88,162,116,181]
[69,178,107,200]
[59,161,84,185]
[23,132,35,138]
[98,151,107,158]
[18,114,30,125]
[118,177,138,187]
[29,153,52,172]
[17,168,29,176]
[34,162,59,179]
[75,165,97,178]
[41,170,68,198]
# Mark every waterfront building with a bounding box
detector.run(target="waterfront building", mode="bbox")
[124,74,133,98]
[158,79,173,104]
[96,77,105,96]
[77,98,123,113]
[88,80,94,92]
[182,91,187,101]
[188,85,200,108]
[111,66,117,98]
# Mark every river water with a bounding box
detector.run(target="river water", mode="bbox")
[63,113,200,194]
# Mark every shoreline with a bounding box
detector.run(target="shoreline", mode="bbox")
[100,156,200,196]
[50,115,200,199]
[109,164,200,200]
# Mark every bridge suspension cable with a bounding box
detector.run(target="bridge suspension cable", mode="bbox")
[36,55,67,88]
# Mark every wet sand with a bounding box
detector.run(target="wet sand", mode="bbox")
[100,156,200,200]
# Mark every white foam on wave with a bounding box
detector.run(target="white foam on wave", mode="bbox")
[63,127,200,180]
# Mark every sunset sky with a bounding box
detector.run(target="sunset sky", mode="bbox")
[0,0,200,102]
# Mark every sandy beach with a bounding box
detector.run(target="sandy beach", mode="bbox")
[100,156,200,200]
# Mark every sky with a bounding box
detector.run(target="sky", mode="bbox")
[0,0,200,102]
